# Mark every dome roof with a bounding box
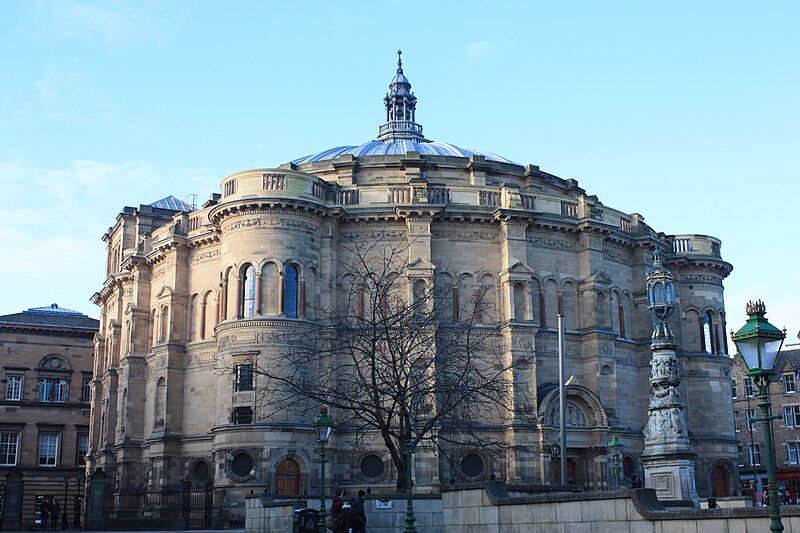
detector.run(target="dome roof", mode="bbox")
[391,72,410,85]
[292,140,517,165]
[291,51,518,167]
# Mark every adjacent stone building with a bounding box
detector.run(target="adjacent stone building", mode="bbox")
[733,344,800,502]
[87,54,738,522]
[0,304,98,529]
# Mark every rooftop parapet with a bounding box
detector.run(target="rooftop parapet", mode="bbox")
[668,234,722,258]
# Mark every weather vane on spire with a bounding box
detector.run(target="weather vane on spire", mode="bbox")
[397,49,403,73]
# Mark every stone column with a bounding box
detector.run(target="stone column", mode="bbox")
[641,250,699,506]
[86,468,108,530]
[1,469,23,530]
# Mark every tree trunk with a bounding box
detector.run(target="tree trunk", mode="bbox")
[395,455,408,492]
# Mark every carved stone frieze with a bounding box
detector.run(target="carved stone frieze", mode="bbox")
[223,216,317,234]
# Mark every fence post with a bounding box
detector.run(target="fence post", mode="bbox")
[182,479,191,529]
[203,481,213,528]
[85,468,107,530]
[1,469,23,531]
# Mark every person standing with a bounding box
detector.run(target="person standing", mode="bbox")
[50,499,60,531]
[39,498,50,531]
[350,490,367,533]
[328,488,346,532]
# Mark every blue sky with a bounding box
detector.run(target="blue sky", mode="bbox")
[0,1,797,342]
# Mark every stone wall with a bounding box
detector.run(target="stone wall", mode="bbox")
[244,496,296,533]
[246,495,442,532]
[441,482,800,533]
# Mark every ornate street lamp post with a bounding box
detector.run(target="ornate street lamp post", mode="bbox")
[641,249,699,505]
[314,407,335,533]
[404,437,416,533]
[608,435,623,490]
[733,300,786,533]
[62,475,70,530]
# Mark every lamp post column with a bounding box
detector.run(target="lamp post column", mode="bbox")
[318,440,327,533]
[62,476,69,530]
[756,374,784,532]
[404,438,416,533]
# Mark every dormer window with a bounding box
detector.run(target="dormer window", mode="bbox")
[784,373,796,394]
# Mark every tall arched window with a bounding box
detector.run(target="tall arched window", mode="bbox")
[437,273,455,322]
[479,274,495,323]
[702,311,715,354]
[720,311,729,354]
[188,294,198,340]
[413,279,428,319]
[241,265,256,318]
[154,377,166,429]
[562,282,578,330]
[455,274,471,322]
[159,306,169,342]
[596,292,609,329]
[530,279,542,326]
[120,388,128,435]
[283,265,299,318]
[544,279,559,328]
[513,282,527,322]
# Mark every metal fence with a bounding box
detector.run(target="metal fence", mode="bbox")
[103,483,224,529]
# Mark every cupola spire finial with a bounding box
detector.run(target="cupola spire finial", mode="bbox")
[377,50,427,142]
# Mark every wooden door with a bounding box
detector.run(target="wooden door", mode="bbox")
[710,465,729,497]
[275,459,300,496]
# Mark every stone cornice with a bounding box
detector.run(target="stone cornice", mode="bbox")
[209,197,327,225]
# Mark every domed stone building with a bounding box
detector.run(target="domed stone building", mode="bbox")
[87,53,737,522]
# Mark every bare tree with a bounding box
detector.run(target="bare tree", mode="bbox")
[239,239,516,491]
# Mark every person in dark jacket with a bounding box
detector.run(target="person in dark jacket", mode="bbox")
[50,499,60,531]
[349,490,367,533]
[328,488,346,532]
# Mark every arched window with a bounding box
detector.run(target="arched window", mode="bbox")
[150,309,157,346]
[544,279,559,328]
[261,262,279,316]
[610,290,622,337]
[479,274,496,323]
[436,273,455,322]
[283,265,299,318]
[120,388,128,435]
[413,279,427,318]
[201,291,213,340]
[530,279,542,326]
[720,311,729,354]
[513,282,527,322]
[458,274,474,322]
[159,306,169,342]
[241,265,256,318]
[562,282,578,330]
[702,311,715,354]
[154,377,166,429]
[188,294,198,341]
[596,292,609,329]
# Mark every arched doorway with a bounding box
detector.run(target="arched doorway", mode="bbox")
[710,465,729,497]
[567,458,578,485]
[275,459,300,496]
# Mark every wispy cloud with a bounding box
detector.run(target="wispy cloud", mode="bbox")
[22,0,186,48]
[0,156,213,315]
[463,38,514,62]
[33,65,118,127]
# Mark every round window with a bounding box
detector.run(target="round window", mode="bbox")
[192,460,210,484]
[360,454,385,479]
[231,451,254,479]
[460,453,484,479]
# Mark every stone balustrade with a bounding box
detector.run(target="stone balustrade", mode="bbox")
[670,234,723,258]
